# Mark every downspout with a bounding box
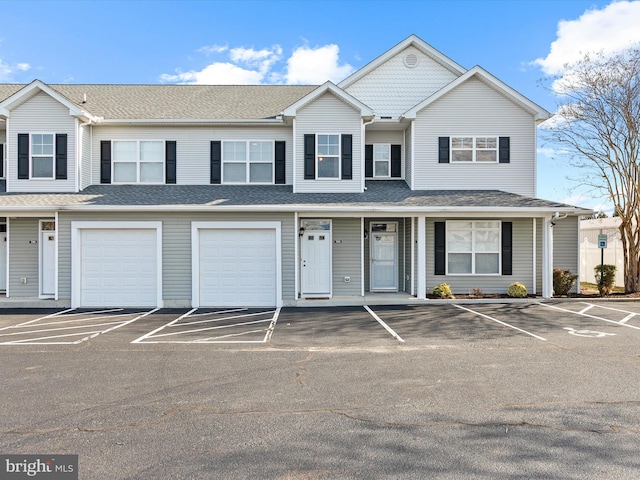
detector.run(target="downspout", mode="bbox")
[77,116,102,192]
[362,117,375,192]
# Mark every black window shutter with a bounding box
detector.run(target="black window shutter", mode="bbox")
[391,144,402,177]
[275,141,286,184]
[365,145,373,178]
[502,221,513,275]
[100,140,111,184]
[55,134,67,180]
[499,137,510,163]
[165,141,177,184]
[434,222,446,275]
[438,137,450,164]
[18,134,29,179]
[304,134,315,180]
[341,134,352,180]
[0,144,4,178]
[210,141,221,184]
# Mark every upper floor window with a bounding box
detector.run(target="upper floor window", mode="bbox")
[316,134,340,179]
[451,137,498,163]
[223,140,273,184]
[31,134,55,178]
[447,221,501,275]
[373,144,390,177]
[113,140,164,184]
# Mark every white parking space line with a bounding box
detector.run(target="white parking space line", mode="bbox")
[620,313,636,324]
[453,304,547,341]
[364,306,405,343]
[0,308,157,345]
[579,304,595,314]
[133,308,278,344]
[539,302,640,331]
[263,307,281,343]
[580,302,639,324]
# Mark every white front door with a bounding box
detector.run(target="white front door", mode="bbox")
[370,223,397,292]
[0,224,6,291]
[40,221,56,297]
[300,220,332,297]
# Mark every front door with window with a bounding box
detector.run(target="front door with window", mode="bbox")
[300,220,332,298]
[370,223,398,292]
[40,221,55,297]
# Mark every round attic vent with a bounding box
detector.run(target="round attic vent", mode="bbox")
[404,53,419,68]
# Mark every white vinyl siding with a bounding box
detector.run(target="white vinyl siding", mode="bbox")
[426,218,533,295]
[295,92,362,193]
[344,45,460,119]
[413,78,536,196]
[90,125,293,186]
[56,212,295,308]
[6,92,76,192]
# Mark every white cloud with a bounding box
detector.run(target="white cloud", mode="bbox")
[0,58,30,81]
[534,0,640,75]
[284,44,354,84]
[161,42,353,85]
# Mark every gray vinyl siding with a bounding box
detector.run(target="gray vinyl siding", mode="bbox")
[404,126,413,188]
[56,212,295,306]
[343,45,460,119]
[553,215,580,293]
[90,125,294,186]
[295,92,362,193]
[80,124,92,190]
[426,218,534,295]
[8,218,39,297]
[6,92,77,192]
[413,78,536,196]
[331,218,362,296]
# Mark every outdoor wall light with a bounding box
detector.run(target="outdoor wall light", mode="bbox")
[299,227,305,237]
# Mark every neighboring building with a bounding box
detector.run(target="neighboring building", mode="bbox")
[0,35,589,308]
[580,217,624,287]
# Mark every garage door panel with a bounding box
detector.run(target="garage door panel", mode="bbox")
[80,229,158,307]
[199,228,277,307]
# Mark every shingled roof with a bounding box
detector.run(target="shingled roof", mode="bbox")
[0,83,317,120]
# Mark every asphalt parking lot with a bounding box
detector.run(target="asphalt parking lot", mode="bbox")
[2,300,640,479]
[1,300,640,348]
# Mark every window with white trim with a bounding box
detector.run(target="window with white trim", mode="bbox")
[31,133,55,179]
[222,140,273,184]
[447,221,501,274]
[113,140,164,184]
[317,134,340,179]
[373,144,390,177]
[451,137,497,163]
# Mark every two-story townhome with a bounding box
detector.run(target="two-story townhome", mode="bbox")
[0,35,589,309]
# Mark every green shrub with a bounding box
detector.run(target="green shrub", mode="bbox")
[594,264,616,296]
[553,268,578,296]
[507,282,528,298]
[432,283,454,299]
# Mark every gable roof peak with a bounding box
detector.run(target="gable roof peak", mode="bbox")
[338,34,466,89]
[282,81,373,117]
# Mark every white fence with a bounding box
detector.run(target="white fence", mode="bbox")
[580,218,624,287]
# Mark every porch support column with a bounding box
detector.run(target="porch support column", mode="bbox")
[541,215,554,298]
[416,215,426,300]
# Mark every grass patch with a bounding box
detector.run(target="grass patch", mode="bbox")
[580,282,624,293]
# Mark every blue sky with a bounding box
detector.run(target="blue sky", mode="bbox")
[1,0,639,211]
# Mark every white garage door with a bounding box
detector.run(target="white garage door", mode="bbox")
[80,229,158,307]
[199,229,277,307]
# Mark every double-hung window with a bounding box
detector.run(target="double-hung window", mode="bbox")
[31,134,55,179]
[451,137,497,163]
[316,134,340,179]
[113,140,164,184]
[222,141,273,184]
[447,221,501,274]
[373,144,390,177]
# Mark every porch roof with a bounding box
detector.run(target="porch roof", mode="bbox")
[0,180,590,215]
